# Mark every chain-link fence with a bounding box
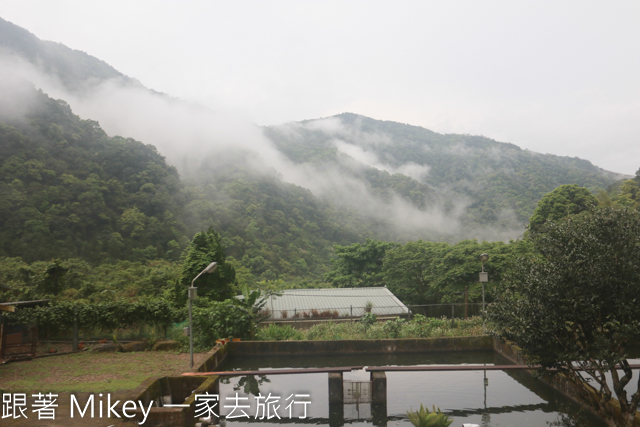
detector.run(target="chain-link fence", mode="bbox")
[407,303,484,319]
[263,303,485,321]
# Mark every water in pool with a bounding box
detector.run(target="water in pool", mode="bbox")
[213,351,605,426]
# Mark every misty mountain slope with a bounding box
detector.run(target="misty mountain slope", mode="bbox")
[0,16,629,284]
[180,157,375,282]
[0,16,145,92]
[264,113,621,227]
[0,82,188,263]
[0,18,375,282]
[1,16,618,239]
[0,81,369,284]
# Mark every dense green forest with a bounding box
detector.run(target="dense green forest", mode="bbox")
[180,163,368,284]
[265,113,624,229]
[1,14,639,313]
[0,84,366,285]
[0,87,188,263]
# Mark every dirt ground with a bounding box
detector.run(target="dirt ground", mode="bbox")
[0,350,209,426]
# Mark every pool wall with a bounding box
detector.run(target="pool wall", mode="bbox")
[128,344,229,426]
[493,338,640,426]
[226,335,493,356]
[126,336,639,426]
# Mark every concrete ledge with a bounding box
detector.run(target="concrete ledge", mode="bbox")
[229,335,493,355]
[132,376,219,427]
[125,344,229,426]
[194,342,229,373]
[493,337,640,426]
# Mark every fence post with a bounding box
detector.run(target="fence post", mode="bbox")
[464,286,468,320]
[451,304,455,328]
[350,305,353,323]
[72,308,79,352]
[0,314,4,358]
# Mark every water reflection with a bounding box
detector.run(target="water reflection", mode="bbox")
[215,351,607,427]
[221,374,271,396]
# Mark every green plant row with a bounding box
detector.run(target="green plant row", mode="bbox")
[6,299,179,330]
[255,315,484,341]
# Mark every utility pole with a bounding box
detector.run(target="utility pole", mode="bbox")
[479,253,489,335]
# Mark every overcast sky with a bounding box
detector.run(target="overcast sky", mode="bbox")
[1,1,639,175]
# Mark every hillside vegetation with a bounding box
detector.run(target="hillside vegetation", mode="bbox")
[0,16,139,92]
[0,86,188,263]
[0,15,635,289]
[266,113,623,230]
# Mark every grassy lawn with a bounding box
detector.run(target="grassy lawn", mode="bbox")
[0,351,208,393]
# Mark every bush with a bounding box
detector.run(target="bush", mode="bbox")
[428,318,445,328]
[256,324,304,341]
[411,313,427,323]
[407,404,453,427]
[360,312,377,327]
[252,316,483,341]
[191,299,252,351]
[382,318,405,338]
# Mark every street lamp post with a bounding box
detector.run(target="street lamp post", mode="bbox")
[479,253,489,335]
[189,261,218,368]
[479,252,490,423]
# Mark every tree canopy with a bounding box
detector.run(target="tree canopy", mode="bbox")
[324,239,400,288]
[528,184,598,232]
[0,86,188,264]
[383,239,530,305]
[490,207,640,427]
[615,168,640,210]
[179,227,237,302]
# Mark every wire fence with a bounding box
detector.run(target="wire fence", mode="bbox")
[263,303,486,321]
[408,303,485,319]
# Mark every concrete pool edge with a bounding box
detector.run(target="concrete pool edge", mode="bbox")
[493,337,640,426]
[226,335,494,356]
[126,344,229,426]
[127,336,640,426]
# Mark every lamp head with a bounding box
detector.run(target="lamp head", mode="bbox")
[204,261,218,274]
[479,253,489,263]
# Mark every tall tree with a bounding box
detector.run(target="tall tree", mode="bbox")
[179,227,237,302]
[615,168,640,210]
[383,239,529,304]
[490,207,640,427]
[324,239,400,288]
[528,184,597,232]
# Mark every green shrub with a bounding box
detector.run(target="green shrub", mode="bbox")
[167,321,189,351]
[307,321,352,340]
[256,324,304,341]
[407,404,453,427]
[360,312,377,327]
[248,316,483,342]
[428,318,445,328]
[191,299,253,351]
[382,317,405,338]
[411,313,427,323]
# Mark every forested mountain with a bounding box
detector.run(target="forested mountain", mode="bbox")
[0,16,140,92]
[265,113,625,232]
[0,83,188,263]
[0,81,365,281]
[0,16,632,286]
[180,162,367,282]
